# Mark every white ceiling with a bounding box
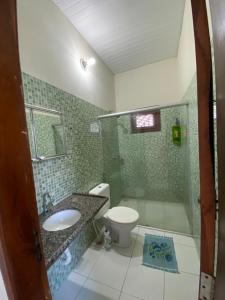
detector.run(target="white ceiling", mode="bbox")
[53,0,186,74]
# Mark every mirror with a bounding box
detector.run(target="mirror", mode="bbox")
[25,105,66,160]
[25,107,36,157]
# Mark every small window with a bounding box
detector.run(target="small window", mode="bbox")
[131,110,161,133]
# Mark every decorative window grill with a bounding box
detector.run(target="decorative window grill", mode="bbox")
[131,110,161,133]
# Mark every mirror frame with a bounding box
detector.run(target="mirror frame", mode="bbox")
[25,104,67,161]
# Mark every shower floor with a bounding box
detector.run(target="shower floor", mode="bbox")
[119,198,192,235]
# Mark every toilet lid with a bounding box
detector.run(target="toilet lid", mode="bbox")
[107,207,139,224]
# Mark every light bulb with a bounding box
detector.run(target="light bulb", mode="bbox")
[88,57,96,66]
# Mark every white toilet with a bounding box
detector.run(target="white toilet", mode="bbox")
[89,183,139,248]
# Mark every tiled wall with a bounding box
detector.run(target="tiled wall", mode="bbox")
[22,72,105,214]
[22,72,106,294]
[48,221,95,294]
[117,107,188,203]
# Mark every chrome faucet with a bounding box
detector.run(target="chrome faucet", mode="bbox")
[42,192,53,214]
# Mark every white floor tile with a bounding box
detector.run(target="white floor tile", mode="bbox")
[165,232,197,247]
[175,244,200,275]
[89,249,130,290]
[120,292,143,300]
[74,246,103,276]
[76,279,120,300]
[53,221,199,300]
[53,273,86,300]
[164,272,199,300]
[123,256,164,300]
[68,272,87,284]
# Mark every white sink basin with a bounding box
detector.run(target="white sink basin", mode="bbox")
[43,209,81,232]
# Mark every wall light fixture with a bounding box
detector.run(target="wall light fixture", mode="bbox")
[80,57,96,71]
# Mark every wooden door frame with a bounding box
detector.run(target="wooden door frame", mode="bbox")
[208,1,225,299]
[0,0,51,299]
[191,0,216,282]
[0,0,219,299]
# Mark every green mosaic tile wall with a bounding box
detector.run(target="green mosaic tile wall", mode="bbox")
[22,72,105,214]
[48,221,95,295]
[22,72,106,295]
[117,106,188,203]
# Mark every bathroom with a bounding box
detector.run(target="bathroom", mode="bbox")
[20,0,200,299]
[0,0,220,300]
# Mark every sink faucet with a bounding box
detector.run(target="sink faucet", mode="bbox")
[43,192,53,215]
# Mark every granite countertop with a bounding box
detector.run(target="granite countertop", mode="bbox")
[39,193,108,269]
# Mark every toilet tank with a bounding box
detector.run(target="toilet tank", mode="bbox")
[89,183,110,199]
[89,183,110,219]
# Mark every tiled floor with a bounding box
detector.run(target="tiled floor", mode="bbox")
[53,226,200,300]
[119,198,192,234]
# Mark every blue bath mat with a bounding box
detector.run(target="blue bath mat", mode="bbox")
[143,234,179,273]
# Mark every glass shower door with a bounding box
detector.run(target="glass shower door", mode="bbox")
[101,99,200,237]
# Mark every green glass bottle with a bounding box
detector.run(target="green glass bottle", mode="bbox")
[172,118,181,146]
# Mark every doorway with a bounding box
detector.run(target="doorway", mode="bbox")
[0,0,221,299]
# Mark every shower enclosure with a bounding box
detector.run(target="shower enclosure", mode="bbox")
[100,91,200,238]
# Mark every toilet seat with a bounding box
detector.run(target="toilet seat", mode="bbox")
[107,206,139,224]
